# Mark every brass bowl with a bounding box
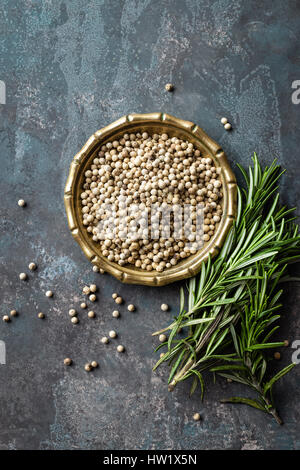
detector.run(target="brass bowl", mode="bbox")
[64,113,237,286]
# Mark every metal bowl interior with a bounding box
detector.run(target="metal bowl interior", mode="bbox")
[64,113,237,286]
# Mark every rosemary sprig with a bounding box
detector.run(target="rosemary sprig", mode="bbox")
[153,154,300,423]
[210,266,296,424]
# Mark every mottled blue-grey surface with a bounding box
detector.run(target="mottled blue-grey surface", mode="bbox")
[0,0,300,450]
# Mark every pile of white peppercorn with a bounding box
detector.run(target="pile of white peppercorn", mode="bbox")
[81,132,223,272]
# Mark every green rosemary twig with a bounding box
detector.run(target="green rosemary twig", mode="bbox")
[211,266,296,424]
[153,154,300,422]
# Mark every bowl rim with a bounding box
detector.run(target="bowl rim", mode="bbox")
[64,112,237,286]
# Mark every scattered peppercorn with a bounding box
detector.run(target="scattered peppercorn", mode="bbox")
[91,361,98,368]
[224,123,232,130]
[160,303,169,311]
[101,336,109,344]
[127,304,135,312]
[284,340,289,347]
[220,117,228,125]
[84,363,92,372]
[38,312,45,319]
[274,352,281,360]
[88,310,95,318]
[193,413,201,421]
[69,309,76,317]
[45,290,53,297]
[92,265,99,272]
[80,302,87,309]
[3,315,10,322]
[109,330,117,339]
[28,262,37,271]
[112,293,117,299]
[117,345,125,353]
[159,334,167,342]
[83,286,90,295]
[19,272,27,281]
[64,358,72,366]
[89,284,97,293]
[115,296,123,305]
[89,294,96,302]
[71,317,79,324]
[165,83,174,92]
[10,309,18,317]
[112,310,120,318]
[18,199,26,207]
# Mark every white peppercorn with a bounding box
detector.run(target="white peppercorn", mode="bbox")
[18,199,26,207]
[28,262,37,271]
[19,273,27,281]
[45,290,53,297]
[109,330,117,338]
[127,304,135,312]
[159,334,167,342]
[112,310,120,318]
[117,345,125,353]
[64,358,72,366]
[165,83,174,92]
[160,303,169,311]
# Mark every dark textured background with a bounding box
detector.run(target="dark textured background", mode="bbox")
[0,0,299,450]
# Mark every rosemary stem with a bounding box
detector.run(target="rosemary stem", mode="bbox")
[168,311,224,390]
[168,357,195,391]
[245,355,283,425]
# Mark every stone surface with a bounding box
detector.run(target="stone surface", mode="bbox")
[0,0,300,450]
